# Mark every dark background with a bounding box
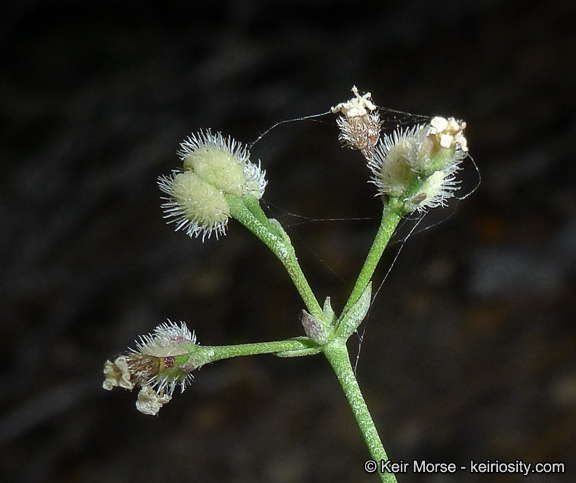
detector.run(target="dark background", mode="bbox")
[1,1,575,482]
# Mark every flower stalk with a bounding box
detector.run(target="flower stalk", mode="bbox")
[194,337,317,363]
[226,193,326,324]
[340,201,403,322]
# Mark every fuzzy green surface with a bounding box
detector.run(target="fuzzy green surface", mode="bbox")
[171,171,230,226]
[184,148,246,196]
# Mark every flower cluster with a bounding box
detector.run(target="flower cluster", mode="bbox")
[158,130,267,241]
[368,116,467,212]
[334,88,468,213]
[103,321,204,415]
[103,88,472,420]
[332,86,381,160]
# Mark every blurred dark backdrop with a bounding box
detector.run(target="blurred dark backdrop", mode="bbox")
[1,1,575,482]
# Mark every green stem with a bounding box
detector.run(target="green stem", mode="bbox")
[323,341,396,483]
[175,338,318,373]
[227,194,325,322]
[340,201,402,320]
[200,338,315,363]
